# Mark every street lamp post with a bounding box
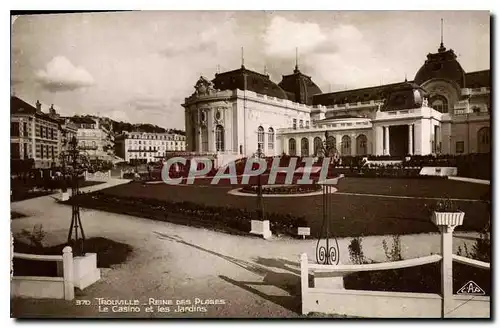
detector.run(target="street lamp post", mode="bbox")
[62,136,89,256]
[254,144,265,220]
[315,131,340,265]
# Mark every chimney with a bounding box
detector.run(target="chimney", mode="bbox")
[36,100,42,112]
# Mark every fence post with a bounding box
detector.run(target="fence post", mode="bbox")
[62,246,74,301]
[433,212,464,318]
[300,253,309,315]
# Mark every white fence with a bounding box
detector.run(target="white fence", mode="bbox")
[300,217,490,318]
[11,246,74,300]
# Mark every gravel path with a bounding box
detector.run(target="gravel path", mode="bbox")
[10,178,480,318]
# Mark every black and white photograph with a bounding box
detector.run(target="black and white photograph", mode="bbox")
[9,9,491,319]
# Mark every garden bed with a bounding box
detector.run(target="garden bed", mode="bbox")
[240,184,322,195]
[11,211,27,220]
[12,237,133,277]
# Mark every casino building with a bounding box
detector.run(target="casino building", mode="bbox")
[182,39,490,167]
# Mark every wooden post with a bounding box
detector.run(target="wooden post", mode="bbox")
[300,253,309,315]
[62,246,74,301]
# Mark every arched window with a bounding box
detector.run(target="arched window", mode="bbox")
[301,138,309,156]
[341,135,351,156]
[201,126,208,152]
[326,135,336,156]
[288,138,296,156]
[430,95,448,113]
[215,125,224,152]
[267,127,274,151]
[356,134,368,156]
[477,127,490,153]
[313,137,322,156]
[257,126,265,151]
[92,141,97,149]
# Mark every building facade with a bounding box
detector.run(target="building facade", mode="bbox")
[183,42,490,166]
[114,131,186,163]
[71,117,115,162]
[11,97,63,169]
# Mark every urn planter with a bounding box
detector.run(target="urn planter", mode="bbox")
[431,211,465,227]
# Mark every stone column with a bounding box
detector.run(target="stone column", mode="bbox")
[296,136,302,156]
[384,126,390,156]
[283,137,289,155]
[308,136,314,156]
[351,134,356,156]
[432,212,464,317]
[408,124,413,155]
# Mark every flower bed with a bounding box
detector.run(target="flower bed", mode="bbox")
[69,192,308,237]
[240,184,322,195]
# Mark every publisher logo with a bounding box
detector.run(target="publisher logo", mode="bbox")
[456,280,485,295]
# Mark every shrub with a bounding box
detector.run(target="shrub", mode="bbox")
[15,224,46,249]
[432,198,461,212]
[382,235,403,262]
[457,221,490,262]
[348,237,366,264]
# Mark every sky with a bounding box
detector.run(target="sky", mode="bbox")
[11,11,490,130]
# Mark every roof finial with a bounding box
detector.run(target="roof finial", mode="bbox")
[216,64,220,74]
[241,47,245,68]
[439,18,446,52]
[404,73,407,82]
[295,47,299,72]
[264,65,267,75]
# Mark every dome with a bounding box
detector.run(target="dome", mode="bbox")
[414,43,466,87]
[278,66,322,105]
[382,81,428,111]
[212,66,288,100]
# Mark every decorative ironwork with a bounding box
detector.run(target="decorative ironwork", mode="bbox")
[59,136,90,256]
[315,131,340,265]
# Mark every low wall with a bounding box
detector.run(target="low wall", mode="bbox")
[304,288,442,318]
[420,167,457,177]
[448,295,490,318]
[11,276,65,299]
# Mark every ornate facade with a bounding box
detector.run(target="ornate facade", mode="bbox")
[183,42,490,167]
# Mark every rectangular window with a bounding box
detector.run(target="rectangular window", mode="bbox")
[299,120,303,128]
[24,143,28,159]
[23,122,28,137]
[40,144,44,159]
[11,142,20,159]
[293,119,297,129]
[11,122,20,137]
[456,141,464,154]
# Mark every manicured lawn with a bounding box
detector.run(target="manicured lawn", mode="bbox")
[90,178,490,238]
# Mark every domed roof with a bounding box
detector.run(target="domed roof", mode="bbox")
[212,66,288,100]
[414,43,466,87]
[278,66,322,105]
[382,80,428,111]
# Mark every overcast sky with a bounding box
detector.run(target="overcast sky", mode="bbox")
[11,11,490,129]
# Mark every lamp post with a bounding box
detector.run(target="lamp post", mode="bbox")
[254,144,266,220]
[61,136,89,256]
[315,131,340,265]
